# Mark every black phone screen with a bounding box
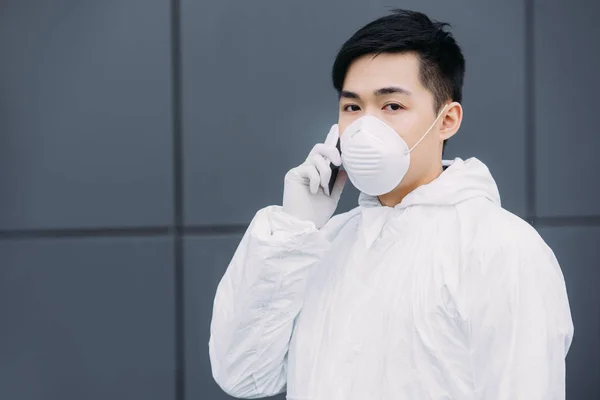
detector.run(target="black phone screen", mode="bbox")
[328,138,341,194]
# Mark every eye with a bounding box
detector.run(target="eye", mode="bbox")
[342,104,361,112]
[383,103,403,111]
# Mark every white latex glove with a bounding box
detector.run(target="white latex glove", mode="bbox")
[282,124,348,229]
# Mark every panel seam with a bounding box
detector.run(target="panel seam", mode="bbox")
[171,0,185,399]
[525,0,536,225]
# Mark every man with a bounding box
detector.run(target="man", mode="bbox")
[209,9,574,400]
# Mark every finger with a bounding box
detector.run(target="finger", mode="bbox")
[330,169,348,200]
[302,165,320,195]
[294,164,319,192]
[324,124,339,147]
[313,143,341,166]
[312,153,332,195]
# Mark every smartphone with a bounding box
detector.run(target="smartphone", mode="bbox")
[328,138,341,195]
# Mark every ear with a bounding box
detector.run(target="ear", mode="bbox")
[438,102,463,141]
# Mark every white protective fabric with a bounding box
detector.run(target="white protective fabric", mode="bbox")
[209,157,574,400]
[283,124,346,229]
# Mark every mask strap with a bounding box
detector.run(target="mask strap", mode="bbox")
[406,104,449,154]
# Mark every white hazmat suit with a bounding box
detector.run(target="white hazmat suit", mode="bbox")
[209,157,574,400]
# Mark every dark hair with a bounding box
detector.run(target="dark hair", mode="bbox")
[332,9,466,149]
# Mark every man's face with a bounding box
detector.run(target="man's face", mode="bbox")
[338,52,447,188]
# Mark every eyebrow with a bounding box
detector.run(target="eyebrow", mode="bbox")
[339,86,412,100]
[375,86,412,96]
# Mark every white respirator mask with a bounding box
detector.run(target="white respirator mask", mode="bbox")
[340,105,448,196]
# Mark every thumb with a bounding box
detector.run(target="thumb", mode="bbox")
[330,169,348,200]
[324,124,339,146]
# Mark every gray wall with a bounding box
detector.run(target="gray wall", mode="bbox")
[0,1,598,399]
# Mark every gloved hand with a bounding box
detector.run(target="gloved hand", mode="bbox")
[282,124,348,229]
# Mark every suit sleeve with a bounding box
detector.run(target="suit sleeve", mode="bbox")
[465,228,574,400]
[208,206,332,399]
